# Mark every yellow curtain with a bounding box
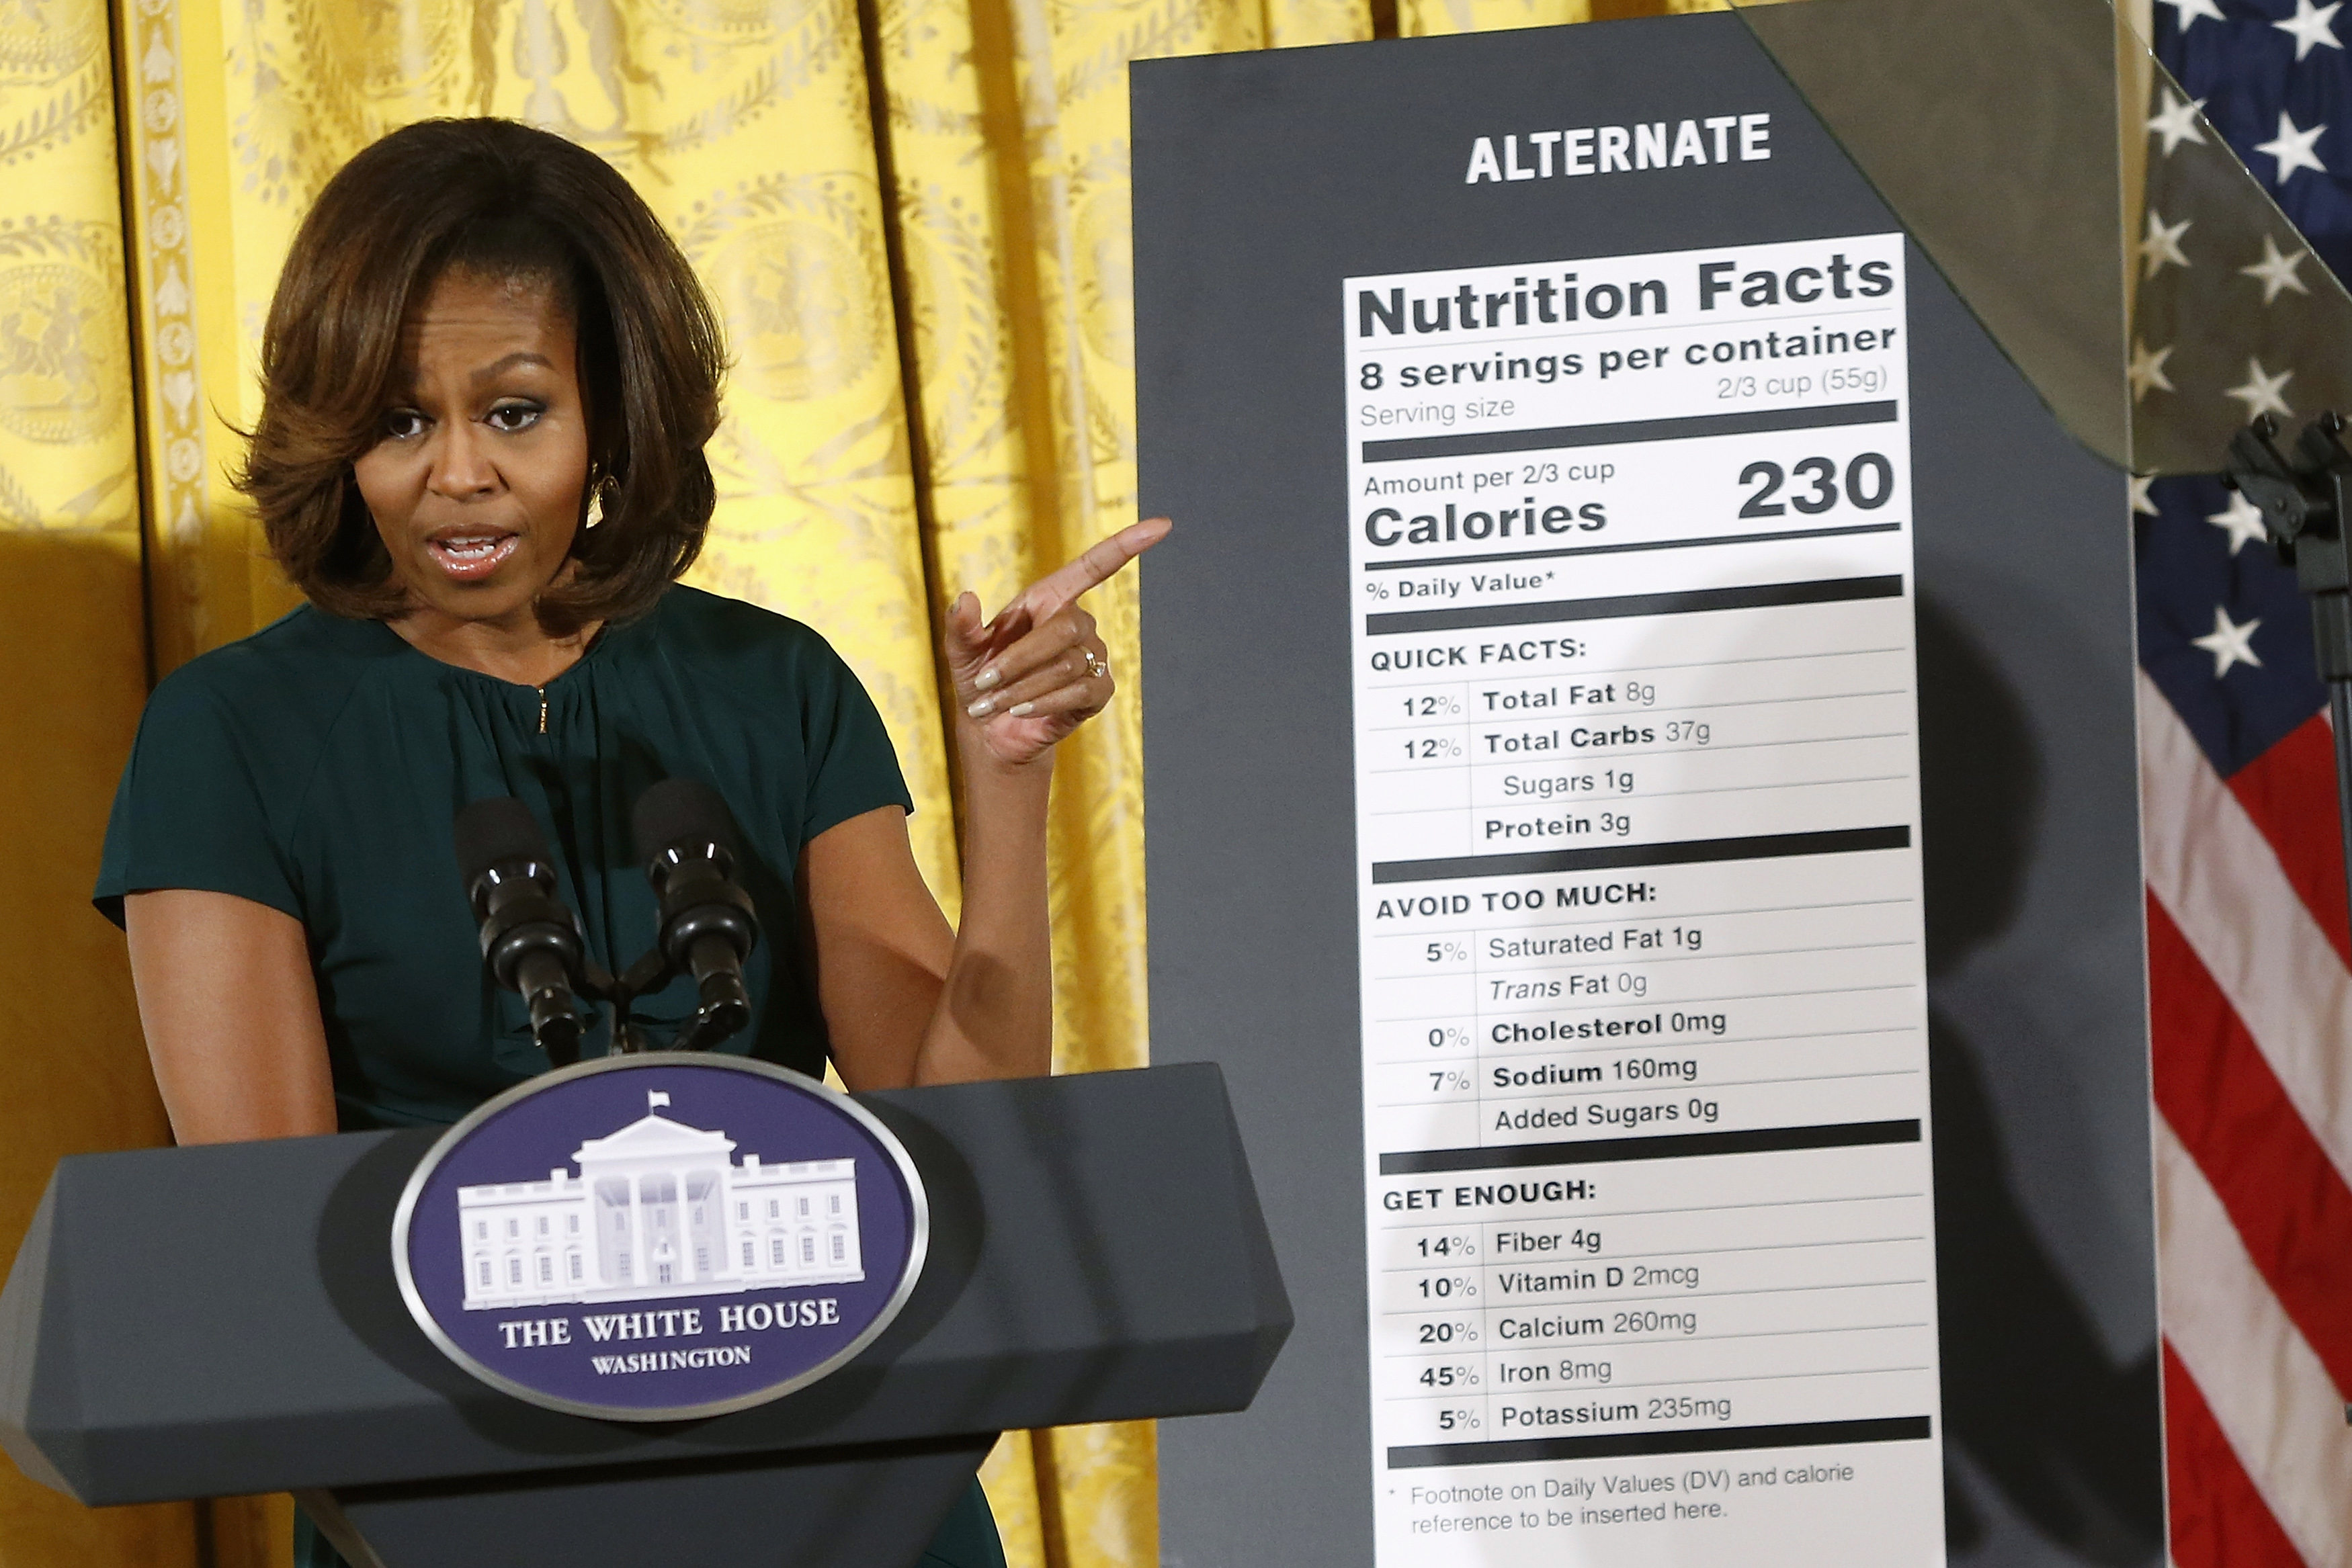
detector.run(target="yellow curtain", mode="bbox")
[0,1,1707,1565]
[0,0,194,1563]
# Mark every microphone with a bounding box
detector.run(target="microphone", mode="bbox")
[454,797,587,1065]
[630,779,759,1049]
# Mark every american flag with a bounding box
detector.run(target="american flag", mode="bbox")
[2141,1,2352,1561]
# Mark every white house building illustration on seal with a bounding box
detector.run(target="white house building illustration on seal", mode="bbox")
[458,1092,864,1311]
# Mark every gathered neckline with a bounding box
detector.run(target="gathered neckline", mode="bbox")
[368,613,621,693]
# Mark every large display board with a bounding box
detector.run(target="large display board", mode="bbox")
[1346,231,1937,1562]
[1138,17,2160,1568]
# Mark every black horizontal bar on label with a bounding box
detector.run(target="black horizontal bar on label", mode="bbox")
[1366,572,1903,636]
[1385,1415,1932,1471]
[1370,824,1910,885]
[1361,400,1899,463]
[1360,519,1902,572]
[1376,1117,1920,1176]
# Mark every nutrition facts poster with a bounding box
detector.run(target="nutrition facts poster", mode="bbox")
[1345,232,1943,1563]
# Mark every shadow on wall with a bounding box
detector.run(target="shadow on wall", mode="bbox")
[0,529,198,1565]
[1916,594,2162,1566]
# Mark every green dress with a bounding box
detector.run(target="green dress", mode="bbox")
[95,584,1005,1568]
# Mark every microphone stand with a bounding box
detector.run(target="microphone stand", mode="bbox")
[2220,412,2352,939]
[566,945,740,1057]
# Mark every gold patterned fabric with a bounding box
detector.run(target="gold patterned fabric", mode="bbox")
[0,0,134,531]
[0,1,1695,1565]
[0,1,194,1563]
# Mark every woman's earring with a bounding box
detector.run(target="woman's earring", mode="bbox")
[583,479,610,530]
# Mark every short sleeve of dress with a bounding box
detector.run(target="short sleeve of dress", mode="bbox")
[92,666,304,929]
[795,634,916,844]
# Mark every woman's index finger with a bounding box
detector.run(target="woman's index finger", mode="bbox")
[1020,518,1173,617]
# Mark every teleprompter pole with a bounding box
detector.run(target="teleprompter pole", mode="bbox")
[2222,413,2352,934]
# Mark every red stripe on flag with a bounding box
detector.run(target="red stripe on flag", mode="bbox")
[2149,893,2352,1397]
[2226,712,2350,965]
[2162,1340,2307,1568]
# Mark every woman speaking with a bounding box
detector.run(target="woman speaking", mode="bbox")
[93,118,1162,1568]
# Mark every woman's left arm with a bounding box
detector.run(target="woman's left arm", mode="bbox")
[806,519,1169,1092]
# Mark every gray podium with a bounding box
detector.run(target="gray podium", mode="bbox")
[0,1063,1290,1568]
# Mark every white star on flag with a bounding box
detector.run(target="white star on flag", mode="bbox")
[2239,234,2312,303]
[2275,0,2344,59]
[2206,491,2271,554]
[2129,339,2177,400]
[2220,359,2296,421]
[2148,89,2210,155]
[2131,475,2161,517]
[2142,210,2193,278]
[2160,0,2228,26]
[2256,108,2330,180]
[2226,356,2295,419]
[2191,605,2264,676]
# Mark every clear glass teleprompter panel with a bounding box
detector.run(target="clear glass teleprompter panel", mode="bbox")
[1730,0,2352,475]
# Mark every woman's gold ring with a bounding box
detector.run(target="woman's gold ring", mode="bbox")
[1084,650,1109,679]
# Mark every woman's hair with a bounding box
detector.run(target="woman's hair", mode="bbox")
[239,118,726,634]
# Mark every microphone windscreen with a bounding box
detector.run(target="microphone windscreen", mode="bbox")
[454,797,550,884]
[632,777,741,865]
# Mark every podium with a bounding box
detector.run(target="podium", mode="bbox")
[0,1063,1290,1568]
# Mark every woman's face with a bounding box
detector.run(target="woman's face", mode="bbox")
[353,271,591,638]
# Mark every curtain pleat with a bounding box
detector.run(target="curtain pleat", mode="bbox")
[2,1,1697,1564]
[1398,0,1589,34]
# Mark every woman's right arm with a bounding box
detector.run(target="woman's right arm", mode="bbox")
[124,889,338,1144]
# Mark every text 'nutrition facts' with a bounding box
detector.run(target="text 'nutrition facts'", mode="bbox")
[1346,234,1945,1565]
